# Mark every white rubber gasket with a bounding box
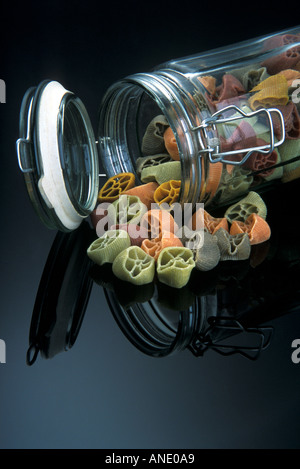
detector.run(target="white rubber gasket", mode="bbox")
[37,81,86,231]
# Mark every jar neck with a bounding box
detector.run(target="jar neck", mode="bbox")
[98,70,211,207]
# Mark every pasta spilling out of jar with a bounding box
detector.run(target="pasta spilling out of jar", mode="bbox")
[88,183,271,290]
[87,32,300,293]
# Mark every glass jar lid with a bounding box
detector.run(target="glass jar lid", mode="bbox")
[16,80,99,232]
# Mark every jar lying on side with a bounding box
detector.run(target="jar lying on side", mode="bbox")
[98,26,300,210]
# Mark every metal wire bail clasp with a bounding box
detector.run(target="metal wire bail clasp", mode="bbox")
[196,105,285,165]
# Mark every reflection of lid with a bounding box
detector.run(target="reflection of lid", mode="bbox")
[26,222,95,365]
[16,80,99,232]
[103,285,202,357]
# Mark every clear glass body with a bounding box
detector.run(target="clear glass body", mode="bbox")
[98,26,300,209]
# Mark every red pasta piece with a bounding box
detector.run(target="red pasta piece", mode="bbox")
[242,138,278,177]
[261,34,300,75]
[271,102,300,140]
[206,74,246,109]
[219,121,257,163]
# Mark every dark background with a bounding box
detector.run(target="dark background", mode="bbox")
[0,0,299,450]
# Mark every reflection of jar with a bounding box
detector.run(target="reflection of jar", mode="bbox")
[17,27,300,231]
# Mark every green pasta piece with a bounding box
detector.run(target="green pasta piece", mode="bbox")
[228,64,269,91]
[156,247,195,289]
[141,115,169,156]
[217,102,260,140]
[224,191,267,223]
[216,167,253,204]
[141,160,181,185]
[107,194,148,226]
[87,229,131,266]
[136,154,173,178]
[257,131,283,181]
[214,228,251,261]
[112,246,155,285]
[279,138,300,174]
[181,226,220,272]
[194,231,220,271]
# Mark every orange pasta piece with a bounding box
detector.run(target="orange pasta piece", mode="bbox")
[198,75,217,95]
[141,231,183,261]
[163,127,180,161]
[230,213,271,245]
[205,162,223,200]
[191,207,228,235]
[123,182,159,210]
[278,69,300,87]
[140,209,179,239]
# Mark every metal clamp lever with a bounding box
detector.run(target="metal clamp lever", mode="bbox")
[193,105,285,165]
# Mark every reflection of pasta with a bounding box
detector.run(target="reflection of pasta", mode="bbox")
[156,247,195,288]
[112,246,155,285]
[87,230,131,266]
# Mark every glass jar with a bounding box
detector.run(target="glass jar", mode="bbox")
[17,26,300,231]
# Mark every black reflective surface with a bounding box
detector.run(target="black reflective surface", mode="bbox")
[1,2,300,449]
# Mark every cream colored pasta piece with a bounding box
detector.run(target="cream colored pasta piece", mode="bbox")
[87,229,131,266]
[156,247,195,289]
[141,115,169,156]
[180,225,204,251]
[228,64,269,90]
[242,67,269,91]
[107,194,148,227]
[194,231,220,271]
[224,191,267,223]
[214,228,251,261]
[112,246,155,285]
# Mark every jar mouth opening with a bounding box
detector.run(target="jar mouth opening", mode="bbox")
[98,72,206,208]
